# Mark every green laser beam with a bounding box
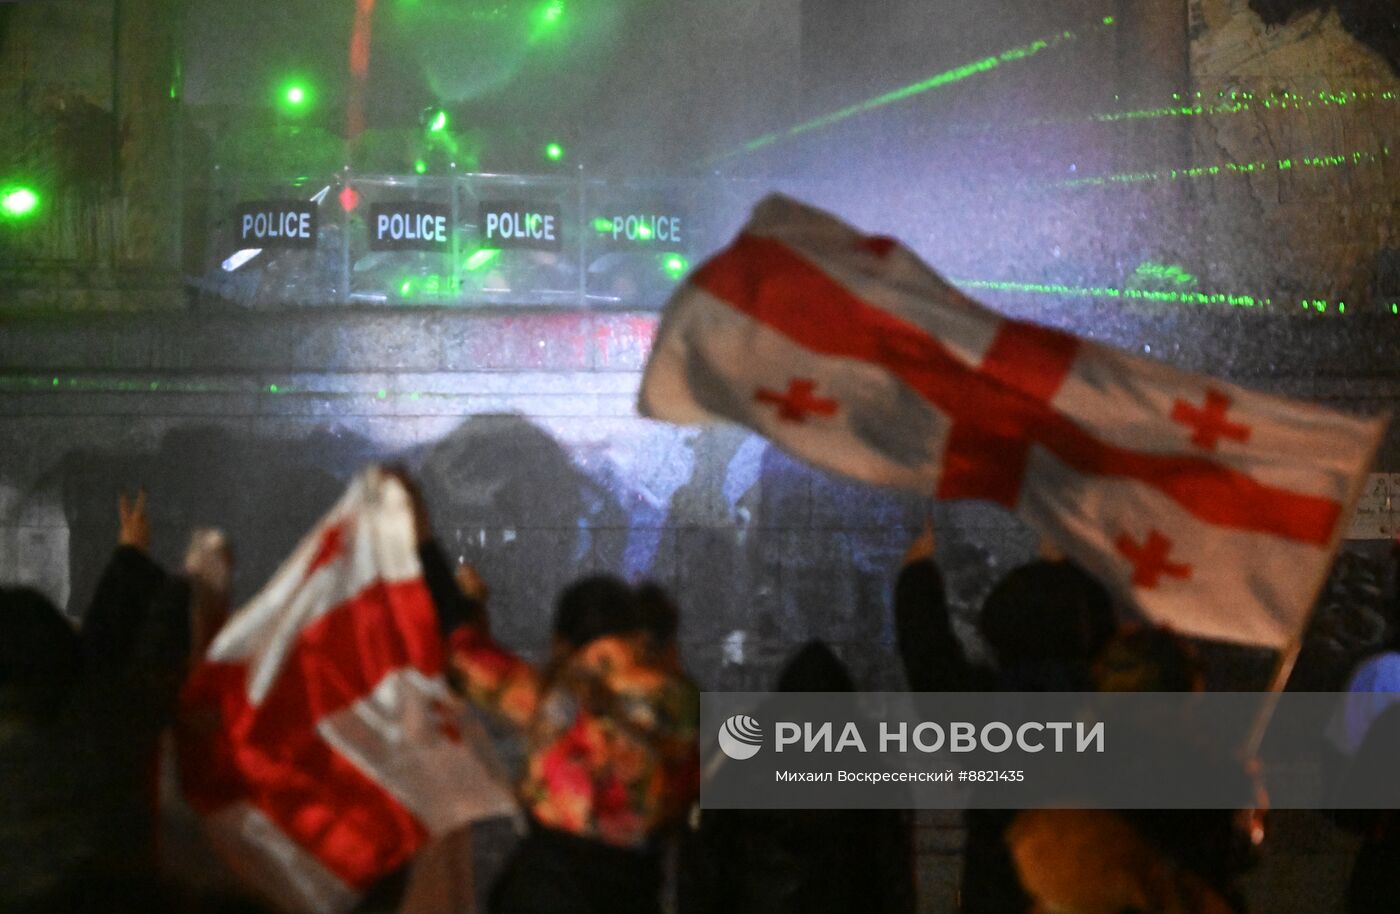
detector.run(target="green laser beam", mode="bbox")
[1085,88,1396,126]
[704,21,1111,166]
[959,281,1391,316]
[955,278,1271,308]
[1057,147,1390,189]
[925,87,1399,141]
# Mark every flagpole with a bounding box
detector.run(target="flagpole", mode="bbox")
[1241,413,1390,759]
[1242,637,1303,758]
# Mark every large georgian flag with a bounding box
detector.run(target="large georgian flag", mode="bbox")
[640,195,1386,648]
[178,468,514,914]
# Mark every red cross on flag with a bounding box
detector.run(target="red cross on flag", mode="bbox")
[177,467,514,914]
[639,195,1387,648]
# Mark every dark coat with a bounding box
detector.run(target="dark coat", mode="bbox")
[893,558,1037,914]
[894,556,1251,914]
[684,641,916,914]
[689,805,916,914]
[1333,701,1400,914]
[893,559,992,693]
[0,547,190,910]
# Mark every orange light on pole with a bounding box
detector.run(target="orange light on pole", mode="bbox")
[347,0,376,139]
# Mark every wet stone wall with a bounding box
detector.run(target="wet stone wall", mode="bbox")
[2,303,1399,694]
[0,306,956,690]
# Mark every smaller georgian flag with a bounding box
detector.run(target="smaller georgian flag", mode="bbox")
[640,194,1386,649]
[178,468,514,914]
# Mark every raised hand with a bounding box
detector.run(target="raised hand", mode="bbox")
[118,489,151,553]
[903,515,936,566]
[184,528,233,596]
[455,561,490,605]
[186,528,234,659]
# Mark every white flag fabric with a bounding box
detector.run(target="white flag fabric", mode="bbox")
[640,194,1386,648]
[178,467,515,914]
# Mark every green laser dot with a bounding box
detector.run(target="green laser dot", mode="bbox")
[1,186,40,218]
[661,254,690,279]
[277,79,314,115]
[464,248,500,271]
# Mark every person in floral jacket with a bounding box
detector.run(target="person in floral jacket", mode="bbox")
[400,472,699,914]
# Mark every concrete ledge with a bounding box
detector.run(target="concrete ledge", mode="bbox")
[0,307,661,374]
[3,302,1398,379]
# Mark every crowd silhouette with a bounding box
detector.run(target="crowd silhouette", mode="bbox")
[2,469,1398,914]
